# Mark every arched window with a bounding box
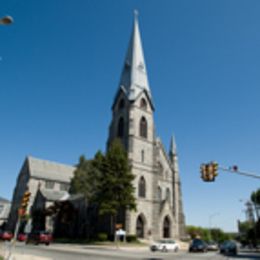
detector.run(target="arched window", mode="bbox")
[141,150,145,163]
[136,214,145,238]
[139,117,147,138]
[163,216,171,238]
[118,99,125,110]
[157,186,162,201]
[166,188,171,202]
[138,176,146,198]
[158,162,164,176]
[117,117,124,138]
[140,98,147,110]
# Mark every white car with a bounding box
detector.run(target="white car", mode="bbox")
[150,239,180,252]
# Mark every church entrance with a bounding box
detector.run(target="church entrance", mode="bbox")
[136,214,145,238]
[163,216,171,238]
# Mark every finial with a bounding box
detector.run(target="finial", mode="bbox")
[170,134,177,155]
[134,9,139,19]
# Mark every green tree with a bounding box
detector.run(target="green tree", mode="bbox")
[70,152,104,202]
[97,139,136,218]
[251,189,260,220]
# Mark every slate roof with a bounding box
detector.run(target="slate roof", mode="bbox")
[0,197,10,203]
[115,13,153,107]
[27,156,75,183]
[40,189,69,202]
[0,204,11,219]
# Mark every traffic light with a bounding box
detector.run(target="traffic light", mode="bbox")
[200,162,218,182]
[21,191,31,210]
[212,161,218,178]
[200,164,208,181]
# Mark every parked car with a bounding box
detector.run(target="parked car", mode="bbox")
[189,239,208,252]
[17,233,27,242]
[207,241,219,251]
[150,239,180,252]
[219,240,237,255]
[0,231,13,241]
[26,231,52,245]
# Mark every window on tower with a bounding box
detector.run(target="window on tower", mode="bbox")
[139,116,147,138]
[166,188,171,202]
[117,117,124,138]
[157,186,162,201]
[138,176,146,198]
[140,98,147,110]
[118,99,125,110]
[141,150,145,162]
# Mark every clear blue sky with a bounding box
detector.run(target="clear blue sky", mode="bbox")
[1,0,260,232]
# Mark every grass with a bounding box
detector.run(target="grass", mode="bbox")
[0,256,3,260]
[54,238,146,246]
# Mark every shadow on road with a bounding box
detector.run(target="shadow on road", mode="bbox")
[226,253,260,259]
[142,258,163,260]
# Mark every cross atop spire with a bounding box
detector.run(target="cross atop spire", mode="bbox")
[116,11,153,107]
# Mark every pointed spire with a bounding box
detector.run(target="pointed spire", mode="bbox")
[169,134,177,156]
[117,11,153,104]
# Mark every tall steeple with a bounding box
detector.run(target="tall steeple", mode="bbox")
[115,11,153,107]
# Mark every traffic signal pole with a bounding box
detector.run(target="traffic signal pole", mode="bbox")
[218,166,260,180]
[200,163,260,182]
[6,190,31,260]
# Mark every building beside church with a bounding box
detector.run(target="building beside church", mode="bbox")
[7,156,74,231]
[0,197,11,229]
[7,14,185,240]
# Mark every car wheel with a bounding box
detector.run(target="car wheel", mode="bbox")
[174,247,179,252]
[162,246,168,252]
[45,242,50,246]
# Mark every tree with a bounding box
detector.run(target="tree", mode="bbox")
[97,139,136,218]
[70,139,136,237]
[251,189,260,220]
[70,152,104,203]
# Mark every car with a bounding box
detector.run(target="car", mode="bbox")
[189,239,208,252]
[26,231,52,245]
[207,241,219,251]
[219,240,238,255]
[17,233,27,242]
[0,231,13,241]
[150,239,180,252]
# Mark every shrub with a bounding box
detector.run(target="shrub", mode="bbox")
[126,235,137,242]
[97,233,108,241]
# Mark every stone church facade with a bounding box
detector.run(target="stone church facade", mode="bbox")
[107,14,185,239]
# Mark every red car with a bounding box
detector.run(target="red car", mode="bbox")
[17,233,27,242]
[26,231,52,245]
[0,231,13,241]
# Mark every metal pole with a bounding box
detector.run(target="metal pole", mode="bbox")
[6,215,20,260]
[219,166,260,180]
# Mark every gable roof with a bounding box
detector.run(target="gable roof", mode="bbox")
[40,189,69,202]
[27,156,75,183]
[0,197,10,203]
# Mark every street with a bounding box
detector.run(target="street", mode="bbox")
[1,242,260,260]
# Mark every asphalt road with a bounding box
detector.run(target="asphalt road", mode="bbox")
[6,243,260,260]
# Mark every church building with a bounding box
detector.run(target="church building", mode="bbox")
[107,13,186,239]
[7,13,185,240]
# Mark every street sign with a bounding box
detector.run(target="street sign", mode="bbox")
[115,223,122,229]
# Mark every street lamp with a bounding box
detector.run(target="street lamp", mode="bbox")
[0,15,13,25]
[209,212,220,241]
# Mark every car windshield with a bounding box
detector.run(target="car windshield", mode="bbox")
[192,239,204,245]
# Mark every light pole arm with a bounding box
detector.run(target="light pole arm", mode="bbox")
[219,166,260,180]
